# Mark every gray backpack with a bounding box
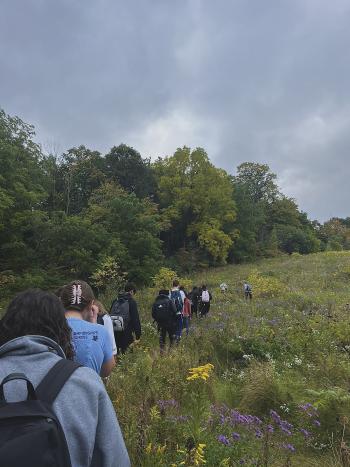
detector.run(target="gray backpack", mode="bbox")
[110,298,130,332]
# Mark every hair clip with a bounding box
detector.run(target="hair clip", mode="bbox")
[71,284,82,305]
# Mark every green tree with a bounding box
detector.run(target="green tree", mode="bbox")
[154,147,237,264]
[104,144,155,198]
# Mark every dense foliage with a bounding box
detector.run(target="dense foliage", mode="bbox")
[1,108,349,298]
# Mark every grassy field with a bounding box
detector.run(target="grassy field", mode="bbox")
[106,252,350,466]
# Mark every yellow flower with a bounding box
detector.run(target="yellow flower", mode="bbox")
[150,405,161,421]
[186,364,214,382]
[145,443,152,454]
[193,443,206,465]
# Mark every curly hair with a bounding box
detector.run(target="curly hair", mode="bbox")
[0,289,75,360]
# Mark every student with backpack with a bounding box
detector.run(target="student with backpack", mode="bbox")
[111,283,141,354]
[199,284,212,317]
[171,280,184,343]
[189,286,200,317]
[59,281,115,377]
[243,282,253,300]
[0,289,130,467]
[152,289,178,351]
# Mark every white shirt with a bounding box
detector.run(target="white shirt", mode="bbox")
[102,314,118,355]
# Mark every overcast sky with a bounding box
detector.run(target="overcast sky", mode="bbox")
[1,0,350,221]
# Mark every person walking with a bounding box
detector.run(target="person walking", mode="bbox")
[243,282,253,300]
[170,280,183,343]
[59,281,115,377]
[93,300,118,357]
[182,292,191,335]
[189,286,200,317]
[112,283,141,354]
[152,289,178,352]
[199,285,212,317]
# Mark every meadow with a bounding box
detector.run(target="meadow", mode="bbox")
[106,252,350,466]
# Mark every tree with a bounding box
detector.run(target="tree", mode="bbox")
[153,147,237,264]
[104,144,155,198]
[85,182,163,284]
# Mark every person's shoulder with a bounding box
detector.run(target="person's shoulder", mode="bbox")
[60,364,106,398]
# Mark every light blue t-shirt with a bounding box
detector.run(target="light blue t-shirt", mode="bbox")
[67,318,113,374]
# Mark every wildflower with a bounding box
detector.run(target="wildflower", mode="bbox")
[282,443,296,452]
[217,435,231,446]
[187,363,214,382]
[145,443,152,454]
[232,432,241,440]
[300,428,311,438]
[270,410,281,424]
[313,419,321,427]
[156,444,166,455]
[267,424,274,433]
[193,443,206,465]
[255,429,263,438]
[150,405,161,421]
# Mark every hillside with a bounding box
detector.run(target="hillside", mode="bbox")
[108,252,350,466]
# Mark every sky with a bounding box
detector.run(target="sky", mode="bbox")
[1,0,350,221]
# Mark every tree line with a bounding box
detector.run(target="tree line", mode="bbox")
[0,109,348,295]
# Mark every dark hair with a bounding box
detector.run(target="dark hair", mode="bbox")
[59,280,94,311]
[0,289,75,360]
[202,284,207,290]
[159,289,169,296]
[173,280,179,287]
[125,282,137,293]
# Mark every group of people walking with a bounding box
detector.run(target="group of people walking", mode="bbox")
[152,280,212,351]
[0,278,213,466]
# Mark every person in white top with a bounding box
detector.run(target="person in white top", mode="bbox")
[92,300,118,356]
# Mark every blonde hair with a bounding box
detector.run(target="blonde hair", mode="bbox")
[94,299,107,316]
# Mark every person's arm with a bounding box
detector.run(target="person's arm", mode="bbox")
[91,384,131,467]
[100,327,116,378]
[103,315,118,356]
[129,299,141,340]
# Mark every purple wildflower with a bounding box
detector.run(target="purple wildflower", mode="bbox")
[255,429,263,438]
[267,424,274,433]
[313,419,321,427]
[270,410,281,424]
[217,434,231,446]
[300,428,311,438]
[282,443,296,452]
[232,432,241,441]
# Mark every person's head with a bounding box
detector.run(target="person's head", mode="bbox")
[93,299,107,316]
[58,280,95,320]
[159,289,169,296]
[0,289,74,360]
[179,285,185,292]
[125,282,137,295]
[173,280,179,288]
[202,284,207,291]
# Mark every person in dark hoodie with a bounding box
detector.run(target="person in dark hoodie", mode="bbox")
[113,282,141,354]
[152,289,178,352]
[0,289,130,467]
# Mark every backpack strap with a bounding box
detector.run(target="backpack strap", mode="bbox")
[35,359,81,404]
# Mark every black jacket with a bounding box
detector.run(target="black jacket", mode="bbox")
[153,293,177,328]
[114,292,141,350]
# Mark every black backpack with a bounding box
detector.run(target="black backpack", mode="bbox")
[110,297,130,332]
[152,297,172,326]
[0,358,80,467]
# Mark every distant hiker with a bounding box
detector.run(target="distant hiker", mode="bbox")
[60,281,116,377]
[171,280,183,343]
[0,289,130,467]
[182,292,192,335]
[93,300,118,357]
[244,282,253,300]
[199,285,212,317]
[152,289,178,352]
[189,286,200,317]
[220,282,228,293]
[111,283,141,354]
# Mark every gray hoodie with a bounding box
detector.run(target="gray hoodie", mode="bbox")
[0,335,130,467]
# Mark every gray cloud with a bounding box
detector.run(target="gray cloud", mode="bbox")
[1,0,350,220]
